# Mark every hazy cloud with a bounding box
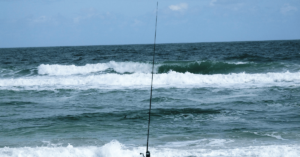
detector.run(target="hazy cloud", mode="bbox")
[31,16,48,23]
[131,19,142,27]
[210,0,217,6]
[27,15,63,26]
[169,3,188,11]
[73,8,112,23]
[281,3,298,14]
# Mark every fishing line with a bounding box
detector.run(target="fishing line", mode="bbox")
[141,2,158,157]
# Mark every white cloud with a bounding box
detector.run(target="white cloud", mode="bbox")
[169,3,188,11]
[210,0,217,6]
[281,3,298,14]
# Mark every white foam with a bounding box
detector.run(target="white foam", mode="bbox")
[166,139,234,148]
[0,140,299,157]
[207,139,235,146]
[38,61,153,75]
[227,61,250,65]
[0,71,299,90]
[265,133,286,140]
[252,132,287,140]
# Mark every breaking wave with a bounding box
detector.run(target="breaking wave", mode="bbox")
[158,61,252,74]
[0,140,299,157]
[0,61,297,77]
[38,61,153,75]
[38,61,256,76]
[0,71,299,90]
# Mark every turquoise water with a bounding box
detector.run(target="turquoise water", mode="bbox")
[0,40,300,157]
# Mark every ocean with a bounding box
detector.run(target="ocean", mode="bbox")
[0,40,300,157]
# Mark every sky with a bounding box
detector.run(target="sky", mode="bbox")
[0,0,299,48]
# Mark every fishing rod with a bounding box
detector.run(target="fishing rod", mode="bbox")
[140,2,158,157]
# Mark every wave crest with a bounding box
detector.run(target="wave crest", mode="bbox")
[38,61,152,75]
[158,61,251,74]
[36,61,297,76]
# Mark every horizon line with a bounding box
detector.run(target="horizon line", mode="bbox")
[1,38,299,49]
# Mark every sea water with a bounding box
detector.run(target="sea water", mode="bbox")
[0,40,300,157]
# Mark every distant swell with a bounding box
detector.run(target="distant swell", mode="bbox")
[17,108,221,123]
[0,71,299,90]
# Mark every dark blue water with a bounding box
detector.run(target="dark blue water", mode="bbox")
[1,40,300,157]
